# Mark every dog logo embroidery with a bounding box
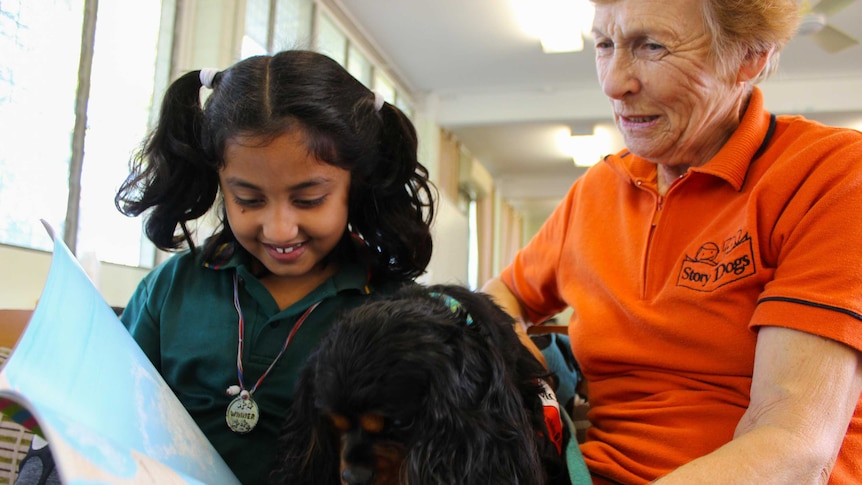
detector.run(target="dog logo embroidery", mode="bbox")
[677,230,756,292]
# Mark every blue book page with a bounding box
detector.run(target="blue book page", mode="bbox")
[0,223,239,485]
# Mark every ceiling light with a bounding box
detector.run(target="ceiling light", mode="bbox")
[513,0,595,53]
[540,31,584,54]
[557,125,613,167]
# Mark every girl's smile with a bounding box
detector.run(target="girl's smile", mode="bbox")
[220,129,351,305]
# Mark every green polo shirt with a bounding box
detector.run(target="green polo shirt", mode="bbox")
[121,243,388,484]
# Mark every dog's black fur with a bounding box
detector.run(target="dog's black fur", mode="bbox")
[270,284,569,485]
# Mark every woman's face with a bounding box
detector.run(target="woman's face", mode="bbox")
[593,0,746,168]
[220,129,350,283]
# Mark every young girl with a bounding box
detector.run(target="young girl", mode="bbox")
[17,50,435,485]
[123,50,436,483]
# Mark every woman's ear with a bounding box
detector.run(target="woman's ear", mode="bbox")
[737,47,772,83]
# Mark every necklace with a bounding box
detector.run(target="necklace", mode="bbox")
[225,272,320,434]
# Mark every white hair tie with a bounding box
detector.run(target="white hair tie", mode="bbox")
[373,91,385,111]
[200,68,219,89]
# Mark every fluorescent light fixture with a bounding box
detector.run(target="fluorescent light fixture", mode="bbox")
[541,30,584,54]
[513,0,595,53]
[557,125,613,167]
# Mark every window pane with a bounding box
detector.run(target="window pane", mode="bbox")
[373,71,396,104]
[315,12,346,65]
[77,0,165,267]
[242,0,270,58]
[395,96,414,119]
[346,45,372,86]
[273,0,313,51]
[0,0,83,251]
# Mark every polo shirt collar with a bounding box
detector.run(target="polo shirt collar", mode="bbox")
[202,242,247,271]
[605,86,774,191]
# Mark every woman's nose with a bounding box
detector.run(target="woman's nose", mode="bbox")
[599,52,640,100]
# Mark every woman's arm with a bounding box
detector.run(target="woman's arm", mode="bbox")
[482,276,547,366]
[655,325,862,484]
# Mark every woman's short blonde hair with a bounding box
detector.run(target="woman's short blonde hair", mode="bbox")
[703,0,800,83]
[591,0,801,84]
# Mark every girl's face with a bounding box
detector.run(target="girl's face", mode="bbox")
[220,129,350,285]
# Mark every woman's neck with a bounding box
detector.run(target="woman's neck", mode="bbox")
[655,88,754,196]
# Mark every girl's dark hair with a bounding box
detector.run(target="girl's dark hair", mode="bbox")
[115,50,435,283]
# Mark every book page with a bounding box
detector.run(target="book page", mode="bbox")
[0,223,239,484]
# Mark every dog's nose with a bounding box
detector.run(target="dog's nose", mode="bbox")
[342,466,374,485]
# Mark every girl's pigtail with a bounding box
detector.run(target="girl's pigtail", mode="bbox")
[358,102,436,282]
[115,70,220,252]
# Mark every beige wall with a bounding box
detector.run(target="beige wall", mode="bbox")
[0,245,149,309]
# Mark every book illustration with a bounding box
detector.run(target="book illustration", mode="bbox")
[0,221,239,484]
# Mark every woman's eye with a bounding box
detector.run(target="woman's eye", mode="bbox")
[638,41,666,56]
[594,40,612,50]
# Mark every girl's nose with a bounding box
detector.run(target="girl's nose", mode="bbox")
[262,204,300,242]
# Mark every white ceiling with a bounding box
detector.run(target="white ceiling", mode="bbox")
[333,0,862,223]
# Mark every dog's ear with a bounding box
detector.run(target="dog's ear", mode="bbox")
[427,284,549,381]
[404,410,548,484]
[403,284,548,484]
[269,355,341,485]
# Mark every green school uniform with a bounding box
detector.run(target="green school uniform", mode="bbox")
[122,243,390,484]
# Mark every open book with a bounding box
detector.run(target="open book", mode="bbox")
[0,223,239,484]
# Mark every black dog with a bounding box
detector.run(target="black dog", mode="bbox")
[271,284,570,485]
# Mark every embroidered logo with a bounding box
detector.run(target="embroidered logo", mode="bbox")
[677,230,756,292]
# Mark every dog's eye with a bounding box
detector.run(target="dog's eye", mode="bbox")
[389,416,414,431]
[328,413,351,432]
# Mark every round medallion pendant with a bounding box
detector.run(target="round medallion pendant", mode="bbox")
[226,395,260,434]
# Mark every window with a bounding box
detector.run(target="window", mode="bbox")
[311,4,414,117]
[0,0,84,252]
[0,0,171,267]
[374,69,414,118]
[346,45,372,86]
[77,0,170,267]
[315,12,347,64]
[373,70,397,106]
[273,0,313,51]
[0,0,413,269]
[242,0,314,58]
[242,0,270,56]
[468,199,479,289]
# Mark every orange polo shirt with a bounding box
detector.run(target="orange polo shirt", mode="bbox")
[501,87,862,484]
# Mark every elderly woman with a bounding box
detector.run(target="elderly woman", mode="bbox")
[483,0,862,483]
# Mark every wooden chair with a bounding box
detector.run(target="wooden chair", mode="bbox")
[0,310,31,350]
[0,310,34,483]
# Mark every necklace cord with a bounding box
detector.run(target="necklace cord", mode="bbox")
[232,272,321,396]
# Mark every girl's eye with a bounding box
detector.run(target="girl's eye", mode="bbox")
[233,196,263,207]
[294,196,327,208]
